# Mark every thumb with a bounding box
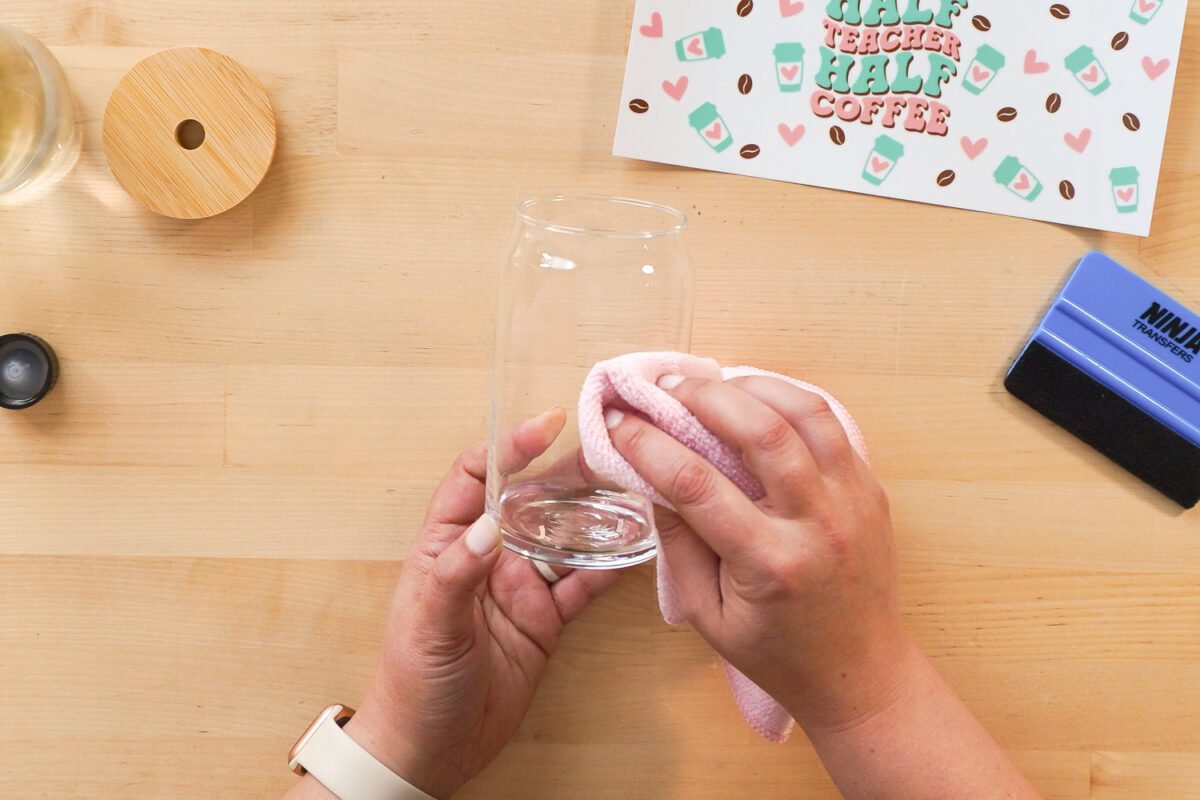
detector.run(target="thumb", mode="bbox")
[421,514,503,630]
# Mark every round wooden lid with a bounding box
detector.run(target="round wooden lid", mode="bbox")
[103,47,276,219]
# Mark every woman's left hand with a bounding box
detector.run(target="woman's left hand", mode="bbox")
[343,408,620,799]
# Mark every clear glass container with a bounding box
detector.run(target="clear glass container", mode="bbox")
[0,24,80,204]
[486,196,693,568]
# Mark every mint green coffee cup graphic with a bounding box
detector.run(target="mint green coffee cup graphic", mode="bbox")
[676,27,726,61]
[1110,166,1140,212]
[774,42,805,92]
[862,135,904,185]
[1130,0,1164,24]
[689,102,734,152]
[962,44,1006,95]
[994,156,1043,201]
[1065,46,1112,95]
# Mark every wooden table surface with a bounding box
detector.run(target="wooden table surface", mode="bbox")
[2,2,1198,798]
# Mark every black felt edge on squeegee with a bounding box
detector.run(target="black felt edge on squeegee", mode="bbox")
[1004,340,1200,509]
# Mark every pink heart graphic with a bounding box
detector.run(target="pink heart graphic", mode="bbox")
[705,122,723,140]
[780,64,800,80]
[639,12,663,37]
[1143,56,1170,79]
[1064,128,1092,153]
[1139,0,1157,11]
[779,0,805,17]
[662,76,688,100]
[687,37,703,56]
[1118,187,1136,202]
[1024,50,1050,74]
[960,136,988,160]
[778,123,805,146]
[1080,65,1100,83]
[871,157,891,174]
[1012,172,1031,192]
[971,65,991,82]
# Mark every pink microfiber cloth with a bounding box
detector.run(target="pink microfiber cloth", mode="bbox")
[578,351,869,743]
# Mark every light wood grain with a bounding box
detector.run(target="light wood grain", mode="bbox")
[1,1,1199,798]
[1090,753,1200,799]
[103,47,276,218]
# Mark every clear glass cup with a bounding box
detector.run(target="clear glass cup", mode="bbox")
[0,24,80,205]
[486,196,693,568]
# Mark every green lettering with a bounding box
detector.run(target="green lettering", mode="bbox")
[890,52,924,94]
[862,0,899,25]
[933,0,968,26]
[901,0,933,23]
[923,53,958,97]
[825,0,862,23]
[816,46,855,92]
[851,54,892,94]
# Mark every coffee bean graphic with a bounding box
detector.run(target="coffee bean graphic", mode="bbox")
[739,143,760,159]
[736,0,754,16]
[1045,93,1062,113]
[936,169,956,187]
[1112,31,1130,50]
[1050,4,1071,19]
[1059,180,1075,200]
[1122,112,1141,131]
[997,106,1018,122]
[737,73,753,94]
[972,15,991,31]
[829,125,845,145]
[629,98,649,114]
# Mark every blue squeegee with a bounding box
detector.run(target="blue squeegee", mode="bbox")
[1005,252,1200,508]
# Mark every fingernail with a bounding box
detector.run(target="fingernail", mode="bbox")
[521,406,563,430]
[464,514,501,556]
[604,408,625,429]
[657,374,684,390]
[525,406,566,432]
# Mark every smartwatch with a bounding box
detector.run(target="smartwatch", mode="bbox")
[288,704,437,800]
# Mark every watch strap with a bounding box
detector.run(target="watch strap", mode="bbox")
[290,708,437,800]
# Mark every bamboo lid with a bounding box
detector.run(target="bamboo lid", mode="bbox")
[103,47,276,219]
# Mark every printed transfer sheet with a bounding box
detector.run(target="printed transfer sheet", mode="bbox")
[613,0,1190,236]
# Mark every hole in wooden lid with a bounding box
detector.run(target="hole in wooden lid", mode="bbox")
[175,119,206,150]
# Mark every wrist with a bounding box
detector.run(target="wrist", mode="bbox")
[344,698,458,800]
[289,773,341,800]
[787,631,929,738]
[791,639,1043,799]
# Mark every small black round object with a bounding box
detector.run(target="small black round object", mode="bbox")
[0,333,58,409]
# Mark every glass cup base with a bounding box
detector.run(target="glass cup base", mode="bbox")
[491,481,658,569]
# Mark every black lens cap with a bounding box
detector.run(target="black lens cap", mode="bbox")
[0,333,59,409]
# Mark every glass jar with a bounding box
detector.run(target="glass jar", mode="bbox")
[0,24,80,204]
[486,196,693,568]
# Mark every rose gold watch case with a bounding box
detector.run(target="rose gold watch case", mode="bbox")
[288,703,356,775]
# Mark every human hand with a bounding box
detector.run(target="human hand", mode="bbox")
[345,409,621,799]
[606,375,916,735]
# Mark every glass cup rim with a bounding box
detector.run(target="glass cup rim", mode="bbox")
[514,195,688,239]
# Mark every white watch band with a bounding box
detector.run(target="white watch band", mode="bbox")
[289,705,437,800]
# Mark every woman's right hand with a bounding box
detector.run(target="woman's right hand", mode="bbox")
[608,373,1043,800]
[606,373,919,733]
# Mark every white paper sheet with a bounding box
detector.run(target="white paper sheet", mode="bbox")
[614,0,1190,236]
